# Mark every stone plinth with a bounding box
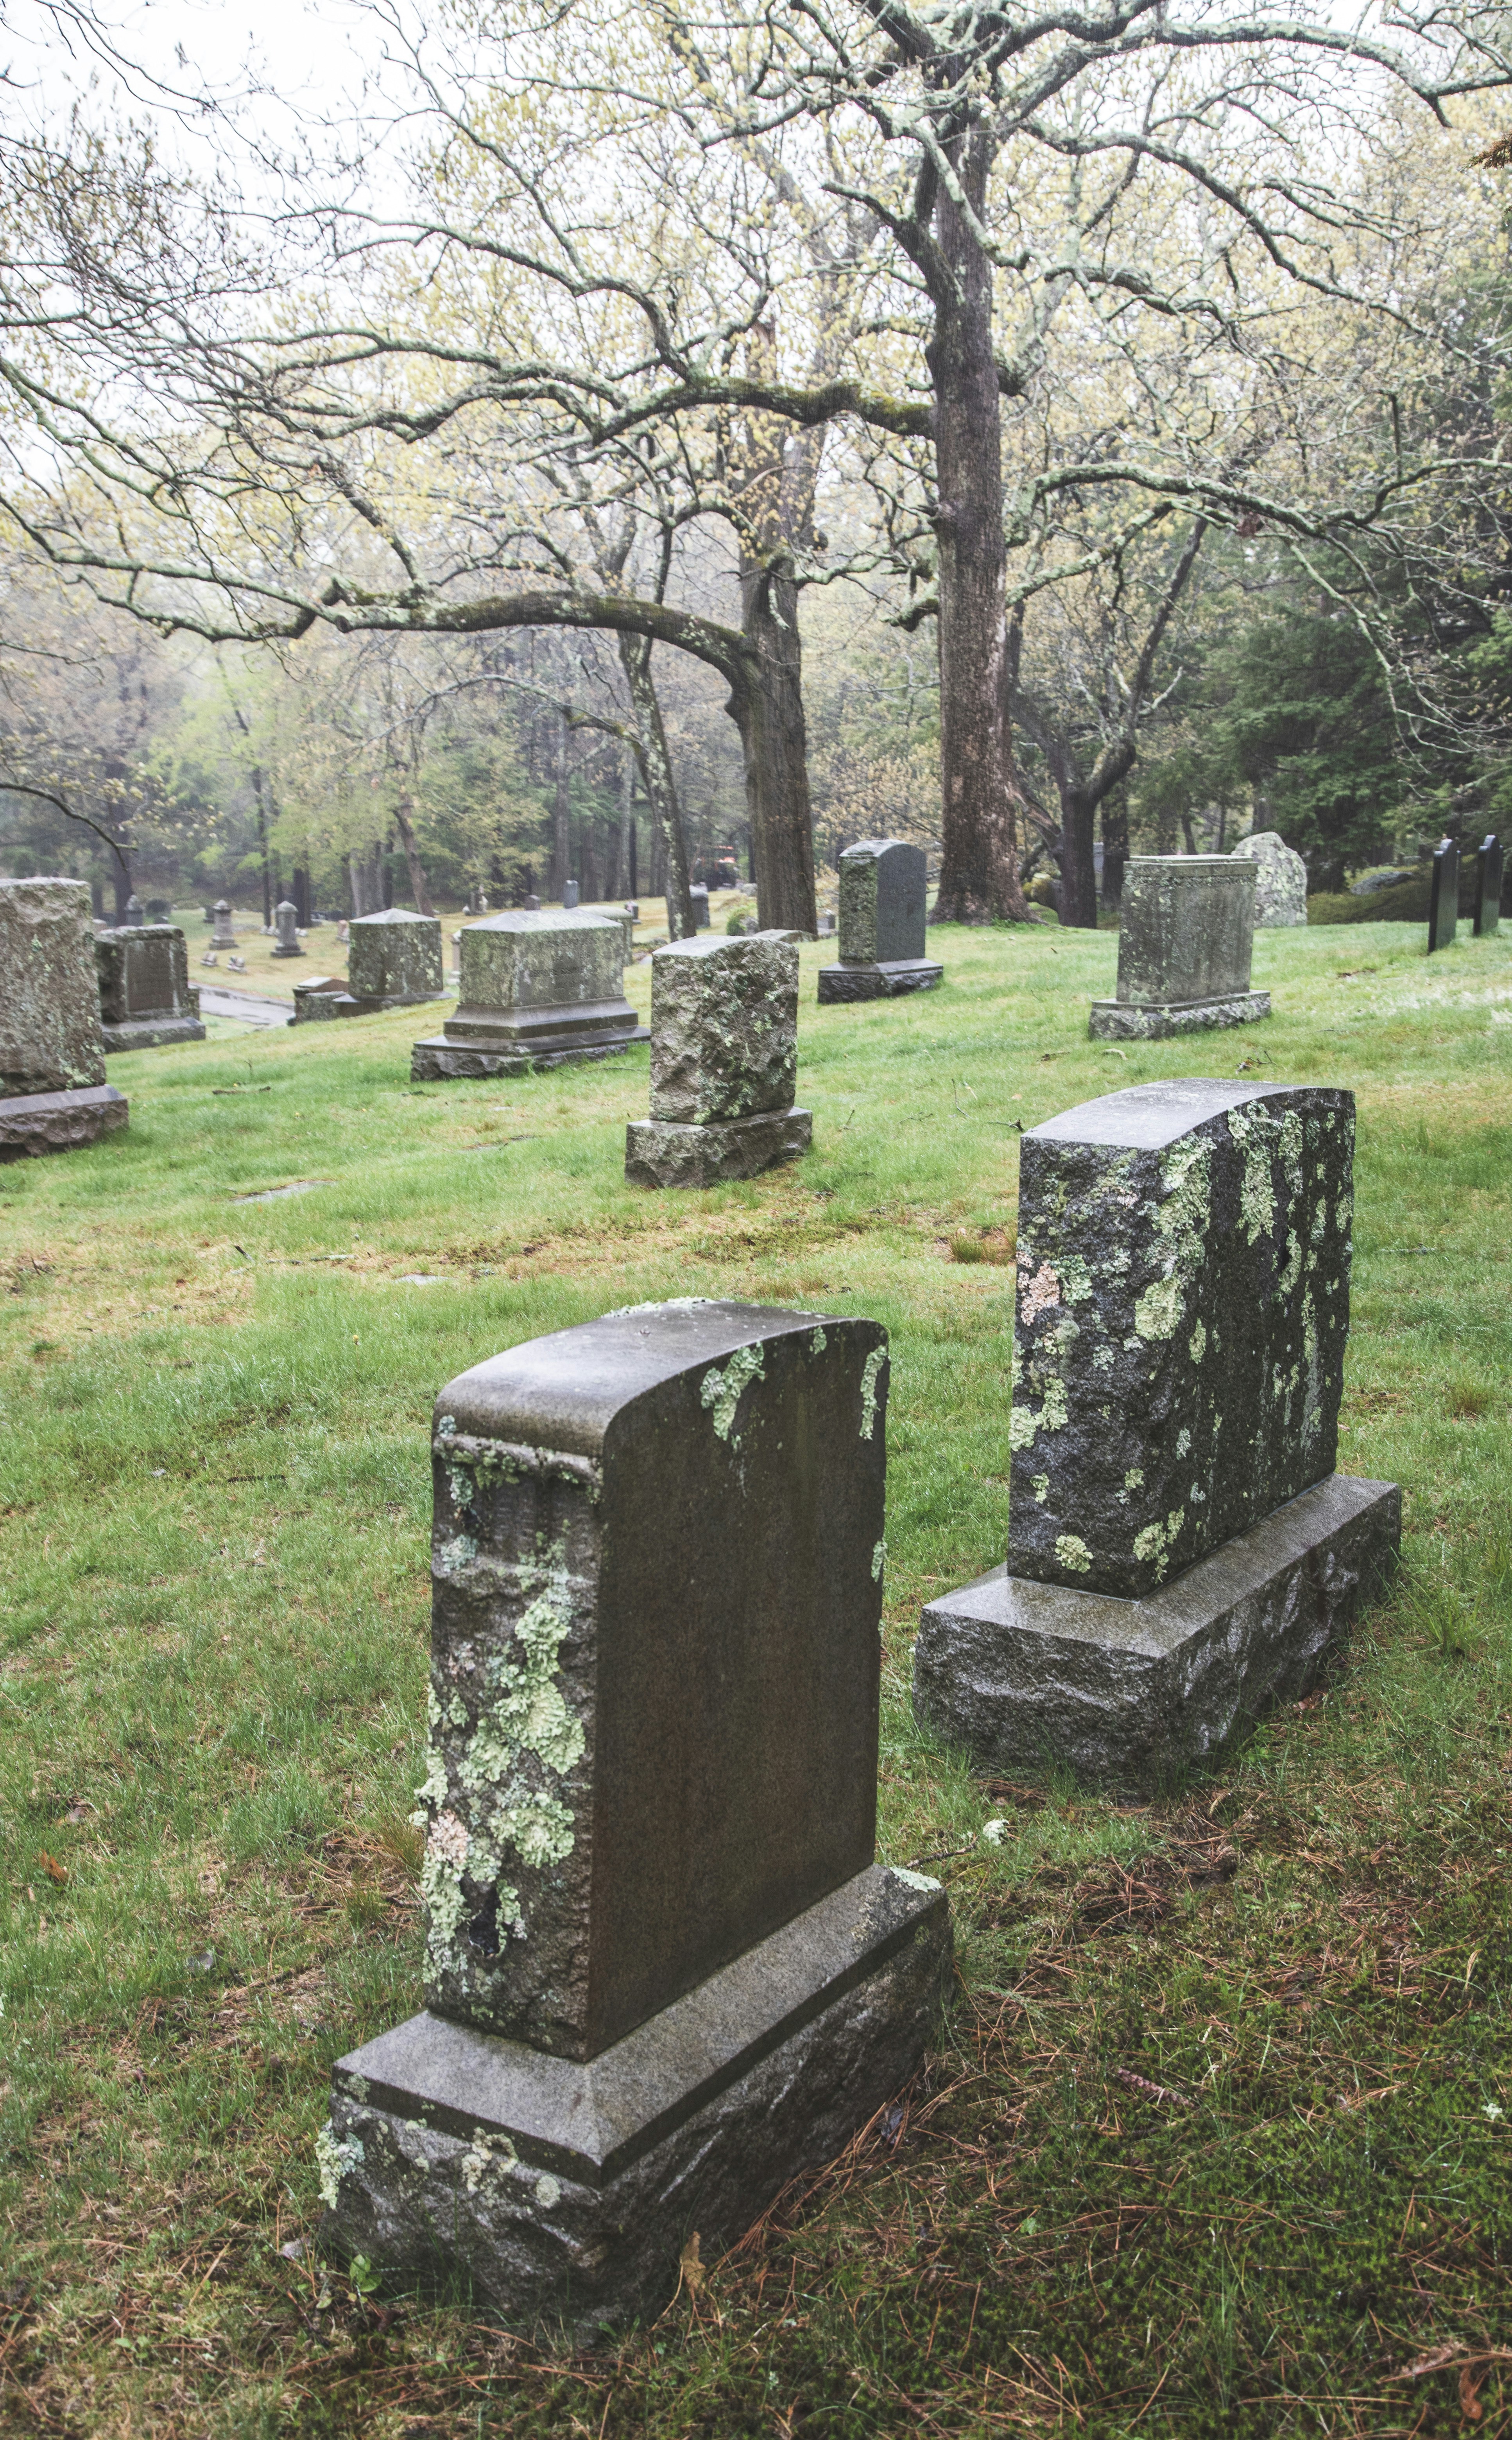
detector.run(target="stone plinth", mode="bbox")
[95,925,205,1051]
[1090,856,1265,1040]
[1428,840,1459,952]
[412,911,642,1080]
[627,934,810,1190]
[0,1081,129,1159]
[321,1300,948,2328]
[1231,831,1308,926]
[818,839,941,1005]
[626,1107,813,1188]
[1475,834,1504,938]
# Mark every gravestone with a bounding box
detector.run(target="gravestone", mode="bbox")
[319,1301,949,2330]
[624,900,639,921]
[271,899,305,959]
[1231,831,1307,927]
[288,976,346,1023]
[563,880,580,910]
[124,892,146,926]
[210,900,237,950]
[818,840,942,1003]
[290,911,447,1022]
[913,1081,1399,1792]
[1474,834,1502,938]
[1089,857,1267,1039]
[95,924,205,1051]
[689,883,710,931]
[0,878,128,1156]
[626,935,812,1188]
[1428,839,1459,952]
[145,896,172,922]
[523,893,541,911]
[412,910,644,1080]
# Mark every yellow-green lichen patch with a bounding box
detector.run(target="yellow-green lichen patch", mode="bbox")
[871,1538,886,1582]
[700,1342,765,1445]
[1055,1533,1093,1574]
[316,2124,364,2209]
[859,1344,885,1440]
[1134,1274,1183,1341]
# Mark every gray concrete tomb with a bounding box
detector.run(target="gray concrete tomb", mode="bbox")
[913,1080,1399,1791]
[626,934,812,1188]
[320,1299,950,2330]
[411,910,643,1080]
[818,839,942,1003]
[1089,856,1268,1040]
[95,922,206,1051]
[0,877,128,1155]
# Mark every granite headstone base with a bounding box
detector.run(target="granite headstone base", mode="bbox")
[817,959,943,1004]
[1088,989,1270,1042]
[293,989,449,1024]
[412,1001,646,1081]
[0,1082,129,1159]
[913,1474,1399,1797]
[101,1012,206,1052]
[625,1106,812,1188]
[321,1866,949,2337]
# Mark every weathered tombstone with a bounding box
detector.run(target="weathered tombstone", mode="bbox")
[450,928,462,975]
[412,910,644,1080]
[523,893,541,912]
[200,951,219,968]
[623,899,639,922]
[1428,839,1459,953]
[145,896,172,922]
[271,899,305,958]
[819,911,836,937]
[289,975,346,1023]
[689,883,710,931]
[1089,856,1267,1040]
[210,900,238,950]
[563,879,580,910]
[1231,831,1308,927]
[1474,834,1502,938]
[817,840,942,1003]
[913,1080,1399,1792]
[319,1299,949,2330]
[0,878,128,1155]
[626,935,812,1188]
[95,923,206,1050]
[124,892,146,926]
[346,910,444,1008]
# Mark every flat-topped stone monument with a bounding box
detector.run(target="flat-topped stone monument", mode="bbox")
[292,910,447,1023]
[1475,834,1503,937]
[0,878,128,1156]
[626,934,812,1188]
[1090,856,1267,1039]
[1428,839,1460,952]
[319,1300,949,2331]
[95,923,205,1051]
[818,840,942,1003]
[412,910,643,1080]
[1231,830,1308,926]
[913,1080,1398,1792]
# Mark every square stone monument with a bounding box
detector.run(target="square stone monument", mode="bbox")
[295,910,447,1021]
[1090,857,1268,1039]
[625,935,812,1188]
[818,840,942,1003]
[0,878,128,1156]
[1475,834,1503,938]
[913,1081,1399,1792]
[1428,840,1459,953]
[411,911,644,1081]
[318,1300,950,2331]
[95,924,206,1051]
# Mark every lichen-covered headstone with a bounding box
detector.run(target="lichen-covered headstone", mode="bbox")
[818,839,942,1003]
[271,899,305,958]
[124,892,145,925]
[626,935,812,1187]
[0,878,127,1156]
[1231,831,1308,927]
[1475,834,1503,938]
[210,900,237,950]
[95,924,205,1051]
[689,883,710,930]
[320,1300,949,2330]
[913,1080,1398,1791]
[412,910,642,1080]
[345,910,444,1008]
[1090,857,1268,1040]
[1429,839,1460,952]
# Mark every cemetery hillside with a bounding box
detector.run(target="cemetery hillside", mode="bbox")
[3,0,1512,2430]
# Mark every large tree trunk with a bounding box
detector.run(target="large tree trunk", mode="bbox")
[1101,789,1129,911]
[550,712,571,900]
[619,633,695,937]
[733,558,818,933]
[392,795,437,916]
[928,124,1030,926]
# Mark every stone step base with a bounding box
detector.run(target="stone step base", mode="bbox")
[442,998,638,1047]
[913,1473,1399,1796]
[102,1016,206,1053]
[0,1082,129,1160]
[321,1864,949,2336]
[626,1106,812,1188]
[1089,989,1270,1040]
[817,959,943,1004]
[291,990,448,1024]
[412,1030,647,1082]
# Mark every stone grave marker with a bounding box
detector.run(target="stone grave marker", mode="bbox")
[563,880,580,910]
[289,976,346,1023]
[913,1080,1399,1792]
[523,893,541,911]
[145,896,171,921]
[1231,831,1307,926]
[318,1299,949,2331]
[689,883,710,931]
[412,910,643,1080]
[1428,839,1459,952]
[1089,856,1267,1039]
[95,923,206,1051]
[0,877,128,1155]
[1474,834,1502,938]
[626,935,812,1188]
[124,892,146,926]
[271,899,305,958]
[210,900,238,950]
[818,840,942,1003]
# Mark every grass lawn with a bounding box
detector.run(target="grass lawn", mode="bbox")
[2,917,1510,2438]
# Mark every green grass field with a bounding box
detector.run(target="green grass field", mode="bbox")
[2,917,1510,2438]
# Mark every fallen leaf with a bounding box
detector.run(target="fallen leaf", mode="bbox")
[679,2233,704,2296]
[38,1852,67,1887]
[1462,2365,1485,2422]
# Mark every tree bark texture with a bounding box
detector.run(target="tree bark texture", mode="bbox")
[619,632,694,938]
[733,558,817,933]
[393,795,437,917]
[1100,790,1128,910]
[551,711,571,900]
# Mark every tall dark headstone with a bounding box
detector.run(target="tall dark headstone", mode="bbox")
[1090,858,1267,1039]
[411,911,643,1079]
[1474,834,1503,938]
[0,878,128,1155]
[96,924,205,1050]
[1428,839,1459,952]
[914,1081,1399,1792]
[319,1301,949,2330]
[626,935,812,1187]
[818,839,942,1003]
